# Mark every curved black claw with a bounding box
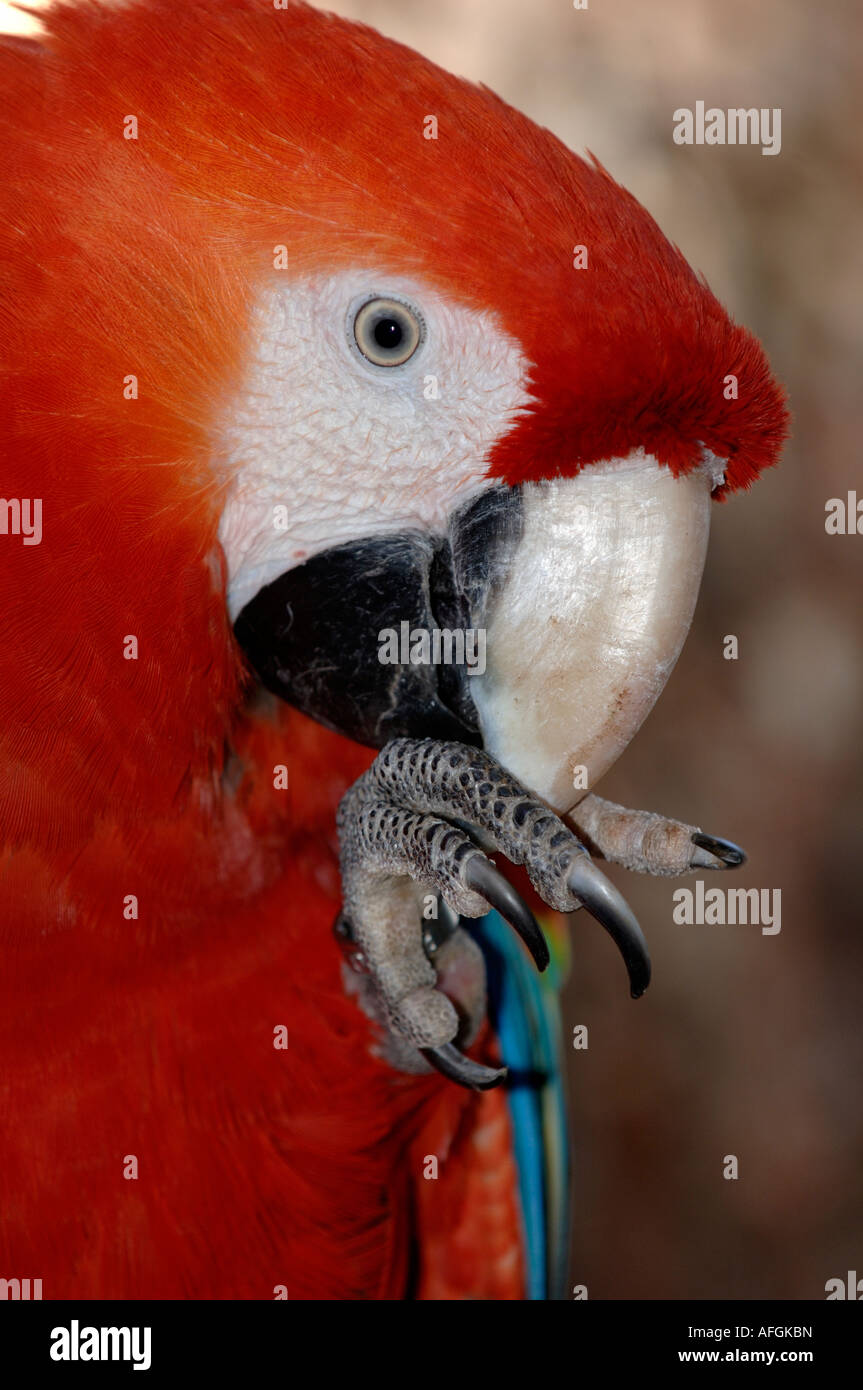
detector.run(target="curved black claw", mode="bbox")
[464,855,550,972]
[422,1042,508,1092]
[691,831,746,868]
[567,855,651,999]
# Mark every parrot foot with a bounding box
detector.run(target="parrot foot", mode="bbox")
[335,738,650,1089]
[567,793,747,877]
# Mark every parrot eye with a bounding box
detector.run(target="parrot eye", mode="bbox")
[352,296,424,366]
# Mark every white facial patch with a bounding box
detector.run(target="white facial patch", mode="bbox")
[217,270,532,618]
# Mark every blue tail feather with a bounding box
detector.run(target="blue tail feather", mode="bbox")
[473,911,571,1301]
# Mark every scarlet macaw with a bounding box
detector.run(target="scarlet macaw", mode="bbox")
[0,0,787,1300]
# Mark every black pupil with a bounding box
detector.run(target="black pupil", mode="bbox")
[373,316,403,350]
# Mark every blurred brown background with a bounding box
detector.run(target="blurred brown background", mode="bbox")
[6,0,860,1298]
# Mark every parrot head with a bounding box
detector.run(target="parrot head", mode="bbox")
[191,3,789,815]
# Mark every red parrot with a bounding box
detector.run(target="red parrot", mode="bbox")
[0,0,787,1301]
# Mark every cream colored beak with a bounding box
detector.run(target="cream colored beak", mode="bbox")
[469,451,715,813]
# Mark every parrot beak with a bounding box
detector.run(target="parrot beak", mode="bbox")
[234,451,713,812]
[464,454,713,815]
